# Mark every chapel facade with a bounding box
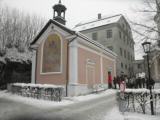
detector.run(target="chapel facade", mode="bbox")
[30,0,117,96]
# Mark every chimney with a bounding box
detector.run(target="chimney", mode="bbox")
[98,13,101,19]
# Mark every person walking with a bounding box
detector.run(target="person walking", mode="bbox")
[108,71,112,89]
[117,76,120,89]
[113,77,117,89]
[142,78,145,88]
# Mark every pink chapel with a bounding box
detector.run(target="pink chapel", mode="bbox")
[30,0,117,96]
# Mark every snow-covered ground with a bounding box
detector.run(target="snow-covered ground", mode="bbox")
[0,90,73,109]
[104,105,124,120]
[0,90,118,120]
[104,107,160,120]
[104,104,160,120]
[0,90,160,120]
[0,90,116,109]
[124,112,160,120]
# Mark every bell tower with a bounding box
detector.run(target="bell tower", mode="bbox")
[53,0,67,25]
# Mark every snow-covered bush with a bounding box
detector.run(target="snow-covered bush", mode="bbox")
[8,83,64,101]
[118,88,160,115]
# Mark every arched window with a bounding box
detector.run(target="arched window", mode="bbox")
[42,34,62,74]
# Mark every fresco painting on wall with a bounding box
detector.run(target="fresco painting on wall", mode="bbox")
[42,34,61,73]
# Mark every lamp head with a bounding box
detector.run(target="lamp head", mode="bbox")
[142,41,151,53]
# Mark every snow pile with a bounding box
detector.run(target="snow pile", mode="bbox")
[125,89,150,93]
[153,89,160,94]
[12,83,63,88]
[124,88,160,94]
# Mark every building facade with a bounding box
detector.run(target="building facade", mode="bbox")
[133,59,145,78]
[74,14,135,77]
[150,49,160,83]
[30,1,117,96]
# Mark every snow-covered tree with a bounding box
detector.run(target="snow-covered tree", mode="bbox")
[0,4,46,88]
[0,4,45,57]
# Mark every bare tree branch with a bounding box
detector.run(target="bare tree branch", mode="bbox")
[132,28,159,41]
[131,21,158,33]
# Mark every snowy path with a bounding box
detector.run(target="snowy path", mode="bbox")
[0,98,44,120]
[0,90,120,120]
[46,92,118,120]
[1,90,159,120]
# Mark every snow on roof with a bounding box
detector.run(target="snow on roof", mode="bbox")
[74,14,122,31]
[31,19,75,45]
[0,57,6,64]
[31,19,117,58]
[5,48,32,64]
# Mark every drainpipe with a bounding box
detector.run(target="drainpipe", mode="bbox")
[66,35,78,97]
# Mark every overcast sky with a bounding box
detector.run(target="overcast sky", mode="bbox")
[1,0,152,60]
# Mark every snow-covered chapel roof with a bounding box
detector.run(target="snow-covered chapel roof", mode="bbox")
[74,14,122,31]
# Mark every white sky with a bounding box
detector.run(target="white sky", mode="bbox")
[1,0,152,60]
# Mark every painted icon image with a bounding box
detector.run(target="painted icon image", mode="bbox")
[42,34,61,73]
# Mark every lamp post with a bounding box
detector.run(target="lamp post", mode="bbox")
[142,41,154,115]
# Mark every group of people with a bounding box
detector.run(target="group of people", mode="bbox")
[129,77,155,89]
[109,75,155,89]
[108,75,125,89]
[112,75,125,89]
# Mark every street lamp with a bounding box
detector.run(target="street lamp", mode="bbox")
[142,41,154,115]
[142,41,151,53]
